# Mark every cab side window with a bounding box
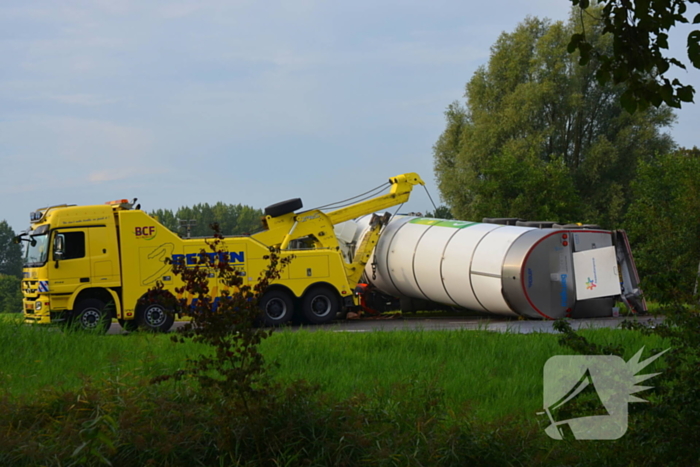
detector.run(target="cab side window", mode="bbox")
[62,232,86,260]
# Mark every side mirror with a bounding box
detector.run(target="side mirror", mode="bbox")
[54,234,65,261]
[12,235,21,245]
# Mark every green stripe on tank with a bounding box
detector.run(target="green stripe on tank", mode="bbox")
[408,218,477,229]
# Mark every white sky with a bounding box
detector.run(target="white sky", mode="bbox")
[1,1,698,233]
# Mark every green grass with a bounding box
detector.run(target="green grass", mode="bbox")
[262,327,668,420]
[0,317,680,466]
[0,313,22,324]
[0,318,200,398]
[0,318,668,422]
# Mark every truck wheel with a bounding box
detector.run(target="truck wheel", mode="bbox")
[301,286,339,325]
[138,302,175,332]
[72,299,110,334]
[259,290,294,327]
[118,319,139,332]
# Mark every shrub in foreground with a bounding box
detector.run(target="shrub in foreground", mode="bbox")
[0,374,556,466]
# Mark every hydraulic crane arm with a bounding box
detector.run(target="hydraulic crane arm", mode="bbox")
[253,172,426,250]
[326,173,425,225]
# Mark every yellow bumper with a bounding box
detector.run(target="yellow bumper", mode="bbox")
[24,313,52,324]
[23,298,52,324]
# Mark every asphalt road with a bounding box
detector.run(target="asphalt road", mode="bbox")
[108,314,662,335]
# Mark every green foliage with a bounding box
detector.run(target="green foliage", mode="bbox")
[434,14,675,227]
[149,224,292,405]
[150,202,264,237]
[0,275,22,313]
[569,0,700,112]
[424,205,454,219]
[0,220,22,278]
[0,371,546,466]
[551,306,700,466]
[619,306,700,465]
[625,147,700,302]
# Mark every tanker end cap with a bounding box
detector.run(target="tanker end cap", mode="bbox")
[389,172,425,186]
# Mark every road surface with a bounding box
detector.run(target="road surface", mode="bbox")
[108,314,661,335]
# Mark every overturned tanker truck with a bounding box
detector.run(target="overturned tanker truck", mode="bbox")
[337,216,646,319]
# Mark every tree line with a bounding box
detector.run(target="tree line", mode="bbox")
[150,202,264,237]
[0,220,23,313]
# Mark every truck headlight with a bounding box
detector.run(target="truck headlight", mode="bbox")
[35,301,42,311]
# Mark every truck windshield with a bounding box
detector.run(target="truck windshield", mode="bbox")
[25,233,50,267]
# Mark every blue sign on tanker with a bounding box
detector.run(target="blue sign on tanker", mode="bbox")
[560,274,568,307]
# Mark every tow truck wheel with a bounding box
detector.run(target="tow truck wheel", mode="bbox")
[118,319,139,332]
[301,286,339,325]
[259,290,294,327]
[71,299,110,334]
[138,302,175,332]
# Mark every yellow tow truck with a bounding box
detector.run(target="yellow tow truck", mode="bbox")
[16,173,424,333]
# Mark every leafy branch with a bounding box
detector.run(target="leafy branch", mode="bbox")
[569,0,700,112]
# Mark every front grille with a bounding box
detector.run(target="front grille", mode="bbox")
[23,280,38,295]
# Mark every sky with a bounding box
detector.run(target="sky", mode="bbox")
[1,0,699,234]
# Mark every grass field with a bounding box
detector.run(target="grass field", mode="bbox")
[0,315,200,398]
[265,327,669,420]
[0,315,669,422]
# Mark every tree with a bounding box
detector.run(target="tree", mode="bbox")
[568,0,700,112]
[625,147,700,302]
[0,275,22,313]
[434,13,675,227]
[0,220,22,278]
[151,203,264,237]
[425,205,454,219]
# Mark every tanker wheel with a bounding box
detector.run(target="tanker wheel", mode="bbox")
[118,319,139,332]
[71,298,111,334]
[138,302,175,333]
[259,290,294,327]
[301,285,339,325]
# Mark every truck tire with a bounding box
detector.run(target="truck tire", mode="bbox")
[259,290,294,327]
[138,302,175,332]
[119,319,139,332]
[264,198,303,218]
[301,285,339,325]
[71,298,110,334]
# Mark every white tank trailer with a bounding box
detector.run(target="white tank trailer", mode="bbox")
[338,216,645,319]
